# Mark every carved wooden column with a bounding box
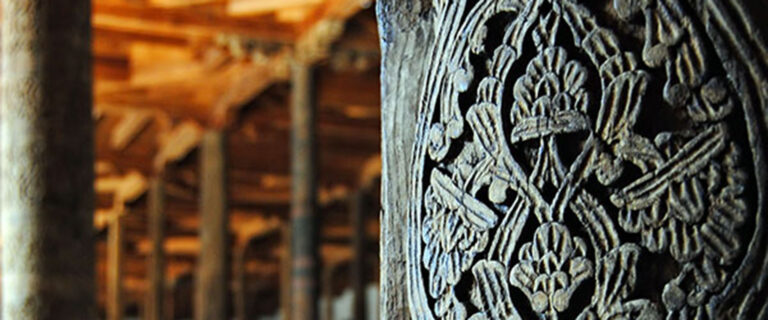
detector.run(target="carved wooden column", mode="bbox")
[350,190,366,320]
[0,0,94,318]
[195,129,229,320]
[146,177,166,320]
[378,0,768,318]
[107,214,125,320]
[290,60,319,320]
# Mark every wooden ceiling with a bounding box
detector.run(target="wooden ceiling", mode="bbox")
[91,0,381,315]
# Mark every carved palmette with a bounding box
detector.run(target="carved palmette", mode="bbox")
[407,0,768,319]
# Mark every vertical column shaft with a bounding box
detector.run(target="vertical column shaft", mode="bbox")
[280,225,293,320]
[322,265,333,320]
[351,190,367,320]
[290,61,318,320]
[146,177,166,320]
[107,215,124,320]
[0,0,94,318]
[234,244,247,320]
[195,130,229,320]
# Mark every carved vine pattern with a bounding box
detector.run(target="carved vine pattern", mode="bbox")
[409,0,762,319]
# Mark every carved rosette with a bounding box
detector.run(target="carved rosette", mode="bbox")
[407,0,768,319]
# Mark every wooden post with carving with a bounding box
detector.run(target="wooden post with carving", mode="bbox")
[0,0,95,318]
[290,60,319,320]
[377,0,768,318]
[107,214,124,320]
[350,190,366,320]
[195,130,229,320]
[146,177,166,320]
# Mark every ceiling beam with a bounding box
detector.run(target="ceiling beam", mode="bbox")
[226,0,323,17]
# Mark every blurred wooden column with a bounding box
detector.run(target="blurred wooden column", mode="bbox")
[145,177,166,320]
[290,60,318,320]
[233,242,247,320]
[195,130,229,320]
[280,225,292,320]
[107,213,125,320]
[350,190,366,320]
[0,0,94,318]
[321,264,334,320]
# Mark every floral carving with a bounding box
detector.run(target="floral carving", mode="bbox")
[611,129,747,314]
[577,244,661,320]
[423,168,496,319]
[406,0,765,319]
[510,223,593,318]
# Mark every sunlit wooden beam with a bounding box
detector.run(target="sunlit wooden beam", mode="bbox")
[137,237,200,256]
[276,7,313,23]
[95,171,149,203]
[93,3,297,40]
[148,0,222,8]
[226,0,322,17]
[110,111,152,150]
[155,121,203,168]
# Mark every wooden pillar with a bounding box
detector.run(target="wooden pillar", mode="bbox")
[0,0,94,318]
[146,177,166,320]
[233,244,247,320]
[280,225,292,320]
[290,61,318,320]
[195,130,229,320]
[376,0,768,318]
[107,214,125,320]
[321,265,334,320]
[350,190,366,320]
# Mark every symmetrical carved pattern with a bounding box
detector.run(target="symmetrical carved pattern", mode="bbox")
[407,0,768,318]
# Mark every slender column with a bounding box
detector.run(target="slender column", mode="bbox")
[234,244,247,320]
[195,130,229,320]
[107,214,125,320]
[0,0,94,318]
[280,225,292,320]
[322,265,334,320]
[351,190,367,320]
[146,177,166,320]
[290,61,318,320]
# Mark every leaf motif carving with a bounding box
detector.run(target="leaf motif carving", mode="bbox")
[595,70,649,144]
[470,260,521,320]
[577,244,661,320]
[431,168,498,231]
[611,124,727,210]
